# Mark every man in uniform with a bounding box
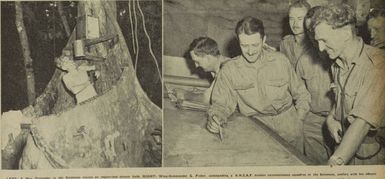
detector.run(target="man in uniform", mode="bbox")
[296,6,333,164]
[367,8,385,49]
[173,37,231,104]
[207,16,311,152]
[280,0,312,68]
[312,4,385,165]
[173,37,275,105]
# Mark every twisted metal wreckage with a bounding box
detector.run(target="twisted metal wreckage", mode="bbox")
[1,0,162,169]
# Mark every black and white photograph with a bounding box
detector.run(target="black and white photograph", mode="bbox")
[164,0,385,167]
[1,0,162,169]
[0,0,385,178]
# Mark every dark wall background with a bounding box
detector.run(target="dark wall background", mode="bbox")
[164,0,295,58]
[163,0,378,58]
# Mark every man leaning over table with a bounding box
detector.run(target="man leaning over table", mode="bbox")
[311,3,385,165]
[172,37,231,105]
[207,16,311,153]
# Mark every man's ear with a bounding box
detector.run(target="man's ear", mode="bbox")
[189,50,195,58]
[339,26,353,41]
[234,33,239,41]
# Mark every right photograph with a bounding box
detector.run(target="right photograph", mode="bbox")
[163,0,385,167]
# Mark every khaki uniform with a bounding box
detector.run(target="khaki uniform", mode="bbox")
[209,49,311,152]
[332,38,385,165]
[204,56,232,104]
[296,47,333,164]
[280,35,312,68]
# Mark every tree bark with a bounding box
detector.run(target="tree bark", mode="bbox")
[57,2,71,38]
[15,1,36,105]
[15,0,161,168]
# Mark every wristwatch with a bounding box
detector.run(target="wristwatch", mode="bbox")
[329,156,345,166]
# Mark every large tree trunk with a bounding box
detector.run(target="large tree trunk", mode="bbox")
[15,2,36,105]
[15,0,161,168]
[57,2,71,38]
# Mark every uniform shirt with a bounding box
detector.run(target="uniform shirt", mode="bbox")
[280,35,312,68]
[208,49,311,119]
[205,46,274,103]
[203,56,232,104]
[332,38,385,128]
[296,47,333,114]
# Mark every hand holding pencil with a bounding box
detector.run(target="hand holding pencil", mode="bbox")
[207,115,224,142]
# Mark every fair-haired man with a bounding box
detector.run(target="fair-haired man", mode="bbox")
[311,4,385,165]
[207,16,311,152]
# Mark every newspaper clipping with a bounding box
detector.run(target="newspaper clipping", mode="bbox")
[1,0,385,178]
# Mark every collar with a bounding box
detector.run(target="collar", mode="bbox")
[294,34,306,44]
[211,71,216,78]
[350,38,365,65]
[365,44,385,66]
[213,56,222,75]
[295,34,313,53]
[213,56,227,75]
[238,49,267,68]
[219,55,231,64]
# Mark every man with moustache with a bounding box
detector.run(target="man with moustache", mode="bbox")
[311,4,385,165]
[280,0,313,68]
[207,16,311,152]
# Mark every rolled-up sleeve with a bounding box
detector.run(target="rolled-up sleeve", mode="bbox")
[208,68,238,120]
[351,66,385,128]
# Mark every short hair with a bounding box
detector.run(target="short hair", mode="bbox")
[311,3,356,31]
[306,6,322,20]
[305,6,323,31]
[368,8,385,19]
[189,37,220,57]
[235,16,265,37]
[289,0,311,11]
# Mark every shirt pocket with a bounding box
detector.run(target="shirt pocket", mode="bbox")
[233,82,258,105]
[265,79,291,111]
[233,83,254,90]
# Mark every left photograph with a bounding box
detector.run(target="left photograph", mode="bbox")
[1,0,162,169]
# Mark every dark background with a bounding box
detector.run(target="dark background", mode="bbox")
[163,0,376,58]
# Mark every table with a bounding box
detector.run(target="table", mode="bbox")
[164,99,314,167]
